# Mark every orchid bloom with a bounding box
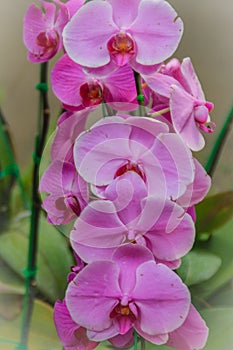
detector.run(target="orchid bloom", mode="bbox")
[70,172,195,268]
[39,160,88,225]
[66,245,191,344]
[51,54,137,110]
[142,57,215,151]
[73,115,195,202]
[63,0,183,73]
[23,0,69,62]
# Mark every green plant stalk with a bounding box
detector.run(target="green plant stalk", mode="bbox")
[0,108,29,209]
[140,337,146,350]
[205,104,233,176]
[133,70,145,116]
[18,62,50,349]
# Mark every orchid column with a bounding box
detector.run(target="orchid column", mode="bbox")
[23,0,215,349]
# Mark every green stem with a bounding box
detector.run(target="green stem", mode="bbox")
[0,108,29,209]
[140,337,146,350]
[134,330,138,350]
[205,104,233,176]
[18,62,50,349]
[133,70,145,116]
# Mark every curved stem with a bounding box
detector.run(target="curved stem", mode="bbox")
[19,62,50,349]
[205,104,233,176]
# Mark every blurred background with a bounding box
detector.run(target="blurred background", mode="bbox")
[0,0,232,191]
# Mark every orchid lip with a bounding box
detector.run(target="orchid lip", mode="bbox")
[33,30,59,59]
[114,161,146,181]
[79,81,104,107]
[64,194,81,216]
[107,32,136,66]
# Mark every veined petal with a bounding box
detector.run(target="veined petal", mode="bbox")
[107,0,141,27]
[51,54,85,107]
[166,304,208,350]
[102,65,137,105]
[66,261,121,331]
[54,299,98,350]
[112,244,154,294]
[132,261,190,335]
[63,0,118,67]
[181,57,205,100]
[70,200,126,252]
[170,85,205,151]
[129,0,183,65]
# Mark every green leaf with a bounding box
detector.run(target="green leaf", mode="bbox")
[0,299,62,350]
[0,216,74,303]
[192,218,233,298]
[208,283,233,307]
[196,191,233,234]
[0,258,24,295]
[200,308,233,350]
[176,249,221,286]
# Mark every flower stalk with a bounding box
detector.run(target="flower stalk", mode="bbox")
[18,62,50,348]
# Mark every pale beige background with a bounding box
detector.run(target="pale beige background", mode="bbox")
[0,1,232,191]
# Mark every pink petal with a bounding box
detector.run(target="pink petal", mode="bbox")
[181,57,205,100]
[70,200,126,254]
[132,261,191,335]
[102,65,137,105]
[51,110,88,162]
[109,329,134,348]
[42,194,75,225]
[141,199,195,262]
[107,0,140,27]
[65,0,85,18]
[129,0,183,65]
[142,72,181,98]
[178,158,211,208]
[143,133,194,198]
[40,160,65,194]
[87,326,119,342]
[135,324,169,345]
[166,304,209,350]
[51,54,85,107]
[105,172,147,226]
[66,261,121,331]
[170,85,205,151]
[63,1,118,67]
[112,244,154,294]
[54,299,98,350]
[72,242,117,263]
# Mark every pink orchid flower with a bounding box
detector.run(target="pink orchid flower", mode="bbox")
[73,115,195,202]
[142,58,215,151]
[39,160,88,225]
[70,172,195,268]
[23,0,69,63]
[51,54,137,110]
[63,0,183,73]
[66,245,191,344]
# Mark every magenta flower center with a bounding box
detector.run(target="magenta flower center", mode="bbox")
[35,30,59,58]
[107,33,135,66]
[114,161,146,181]
[64,194,81,216]
[79,81,103,107]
